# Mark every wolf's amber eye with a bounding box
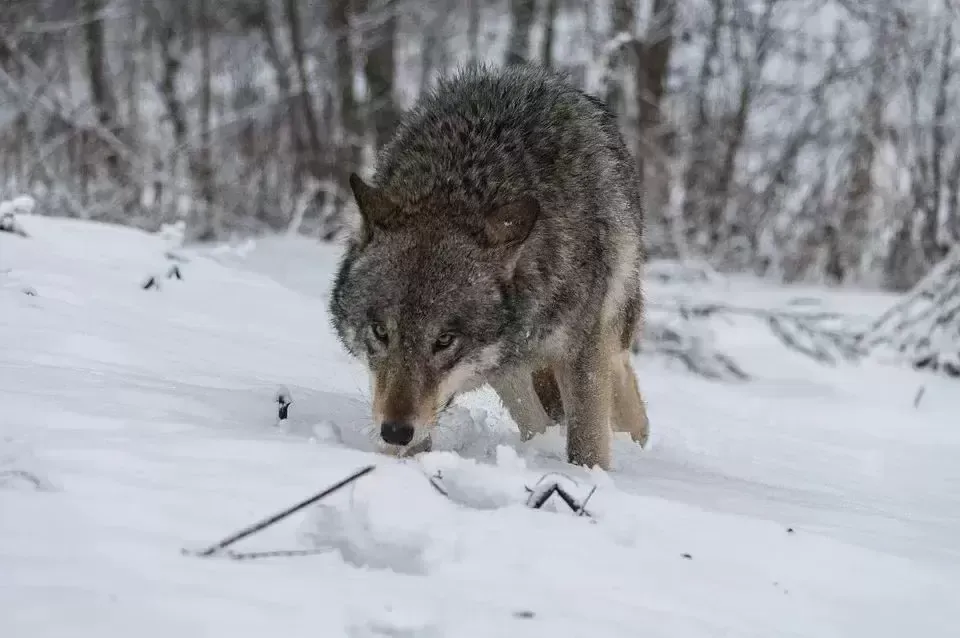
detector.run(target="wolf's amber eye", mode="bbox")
[434,332,457,352]
[371,322,389,343]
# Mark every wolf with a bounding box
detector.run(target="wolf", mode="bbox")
[328,63,649,470]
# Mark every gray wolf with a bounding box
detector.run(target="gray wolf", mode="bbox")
[328,63,649,470]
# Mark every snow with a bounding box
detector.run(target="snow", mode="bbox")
[2,214,960,637]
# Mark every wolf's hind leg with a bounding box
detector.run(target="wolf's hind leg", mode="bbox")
[532,366,564,423]
[611,351,650,447]
[489,369,553,441]
[554,341,614,470]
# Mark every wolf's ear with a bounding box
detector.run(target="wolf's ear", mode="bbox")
[482,195,539,248]
[349,173,393,241]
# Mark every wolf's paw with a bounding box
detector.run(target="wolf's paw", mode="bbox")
[630,427,649,449]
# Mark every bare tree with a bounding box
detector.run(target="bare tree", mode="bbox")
[467,0,481,62]
[361,0,399,150]
[605,0,637,118]
[506,0,535,65]
[81,0,123,181]
[540,0,560,69]
[195,0,216,239]
[0,0,955,292]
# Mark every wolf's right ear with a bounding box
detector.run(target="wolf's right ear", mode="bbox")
[349,173,393,243]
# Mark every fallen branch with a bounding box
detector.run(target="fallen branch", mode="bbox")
[0,469,53,491]
[0,212,29,238]
[524,473,597,517]
[183,464,375,559]
[636,291,869,381]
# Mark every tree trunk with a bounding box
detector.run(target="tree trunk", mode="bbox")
[195,0,216,239]
[704,1,774,255]
[419,4,442,93]
[540,0,559,69]
[605,0,636,116]
[681,0,723,254]
[506,0,535,66]
[921,24,953,266]
[328,0,364,226]
[467,0,480,62]
[152,4,188,219]
[636,0,674,143]
[832,75,882,282]
[363,0,399,151]
[286,0,327,181]
[258,0,309,190]
[82,0,122,180]
[634,0,675,252]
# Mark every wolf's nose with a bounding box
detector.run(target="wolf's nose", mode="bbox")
[380,421,415,446]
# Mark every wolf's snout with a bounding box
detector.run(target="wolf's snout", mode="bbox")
[380,420,415,446]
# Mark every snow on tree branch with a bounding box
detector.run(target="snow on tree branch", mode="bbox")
[857,246,960,377]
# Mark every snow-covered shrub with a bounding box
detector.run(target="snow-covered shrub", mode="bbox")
[859,247,960,377]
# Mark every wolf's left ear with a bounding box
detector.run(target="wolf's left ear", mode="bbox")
[349,173,393,242]
[482,195,540,248]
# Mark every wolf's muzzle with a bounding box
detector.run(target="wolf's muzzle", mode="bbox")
[380,420,415,446]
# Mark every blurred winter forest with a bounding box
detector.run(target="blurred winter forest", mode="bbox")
[1,0,958,290]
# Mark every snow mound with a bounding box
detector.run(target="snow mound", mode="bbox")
[2,215,960,637]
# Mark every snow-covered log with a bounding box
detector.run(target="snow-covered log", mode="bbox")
[0,196,34,238]
[639,259,864,380]
[638,307,750,381]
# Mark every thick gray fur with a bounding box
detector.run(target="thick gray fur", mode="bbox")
[328,62,647,469]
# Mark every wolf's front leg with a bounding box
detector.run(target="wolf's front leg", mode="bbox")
[555,343,614,470]
[489,369,554,441]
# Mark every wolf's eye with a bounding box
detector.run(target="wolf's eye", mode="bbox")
[371,322,389,344]
[433,332,457,352]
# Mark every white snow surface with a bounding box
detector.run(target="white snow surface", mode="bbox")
[2,215,960,637]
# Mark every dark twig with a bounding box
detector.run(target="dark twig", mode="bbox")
[184,464,375,558]
[276,387,293,422]
[220,548,331,561]
[426,470,450,496]
[0,469,52,491]
[524,473,595,517]
[914,386,926,408]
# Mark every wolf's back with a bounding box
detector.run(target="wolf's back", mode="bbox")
[370,63,642,238]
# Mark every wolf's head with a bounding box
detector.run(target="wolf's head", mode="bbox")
[329,174,539,451]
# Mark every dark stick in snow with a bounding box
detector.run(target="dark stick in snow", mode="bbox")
[220,548,331,561]
[0,212,29,238]
[524,473,595,517]
[276,387,293,422]
[184,464,375,558]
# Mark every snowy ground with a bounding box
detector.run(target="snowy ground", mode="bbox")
[2,215,959,637]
